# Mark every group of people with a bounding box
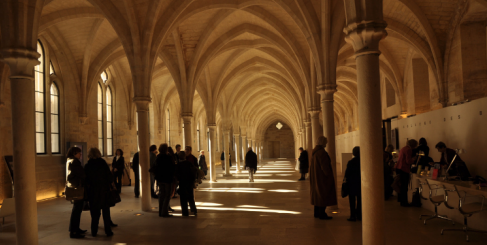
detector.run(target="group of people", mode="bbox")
[66,147,118,239]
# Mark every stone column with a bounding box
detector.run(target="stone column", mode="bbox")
[318,86,339,208]
[252,140,257,152]
[223,130,232,176]
[208,124,217,182]
[134,98,152,212]
[2,49,40,245]
[234,134,241,172]
[182,113,193,148]
[241,135,247,161]
[309,109,322,147]
[344,15,387,245]
[305,121,312,153]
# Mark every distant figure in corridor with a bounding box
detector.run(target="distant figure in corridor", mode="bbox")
[131,151,140,198]
[175,152,198,216]
[344,147,361,222]
[199,150,208,179]
[395,139,418,207]
[245,147,258,182]
[298,147,309,181]
[151,144,175,217]
[310,136,337,220]
[112,149,125,194]
[66,147,87,239]
[84,148,114,237]
[221,151,225,170]
[150,145,158,198]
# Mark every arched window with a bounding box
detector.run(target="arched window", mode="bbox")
[106,86,113,156]
[98,83,104,155]
[166,109,170,146]
[35,41,46,154]
[50,83,60,153]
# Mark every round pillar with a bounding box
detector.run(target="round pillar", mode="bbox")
[208,124,217,182]
[234,134,241,173]
[134,98,152,212]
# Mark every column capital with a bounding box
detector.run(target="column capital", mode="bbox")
[0,48,40,79]
[233,133,240,137]
[207,123,217,130]
[181,112,193,122]
[308,108,321,118]
[133,97,151,111]
[317,84,337,102]
[304,120,311,127]
[344,21,387,57]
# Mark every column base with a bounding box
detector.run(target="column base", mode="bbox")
[223,174,233,177]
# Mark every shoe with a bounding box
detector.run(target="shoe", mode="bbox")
[77,229,87,234]
[70,233,85,239]
[110,223,118,227]
[135,196,139,198]
[347,218,356,222]
[161,214,173,218]
[319,215,333,220]
[192,212,197,216]
[168,207,175,212]
[106,232,114,237]
[298,178,305,181]
[151,195,159,199]
[182,213,189,217]
[92,233,97,237]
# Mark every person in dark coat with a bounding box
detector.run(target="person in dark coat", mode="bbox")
[185,146,198,169]
[245,147,258,182]
[151,144,176,217]
[168,146,178,200]
[221,151,225,170]
[112,149,125,194]
[150,145,158,198]
[175,152,197,216]
[66,147,87,239]
[84,148,114,237]
[344,147,361,221]
[298,147,309,180]
[229,152,232,167]
[310,136,337,220]
[198,150,208,178]
[131,151,140,198]
[435,142,471,179]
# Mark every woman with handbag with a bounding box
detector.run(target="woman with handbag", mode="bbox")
[66,147,87,239]
[84,148,115,237]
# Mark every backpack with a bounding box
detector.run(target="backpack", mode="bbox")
[411,188,422,207]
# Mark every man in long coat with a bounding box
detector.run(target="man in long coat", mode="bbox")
[310,136,337,220]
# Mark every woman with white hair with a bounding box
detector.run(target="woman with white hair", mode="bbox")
[198,150,208,179]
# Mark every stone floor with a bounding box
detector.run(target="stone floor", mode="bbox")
[1,159,486,245]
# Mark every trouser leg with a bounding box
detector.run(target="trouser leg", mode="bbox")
[69,200,84,232]
[349,194,356,219]
[134,170,140,197]
[90,208,101,234]
[115,175,122,193]
[398,170,410,205]
[180,194,189,215]
[102,207,112,234]
[151,175,155,197]
[188,191,197,213]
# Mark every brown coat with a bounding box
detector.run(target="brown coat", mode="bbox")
[310,145,338,207]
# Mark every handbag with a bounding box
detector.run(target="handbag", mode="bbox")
[65,186,84,201]
[341,178,349,198]
[108,183,121,207]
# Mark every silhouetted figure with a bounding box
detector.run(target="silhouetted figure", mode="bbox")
[199,150,208,179]
[175,152,197,216]
[151,144,175,217]
[66,147,87,239]
[298,147,309,180]
[344,147,361,221]
[395,139,418,207]
[245,147,258,182]
[112,149,125,194]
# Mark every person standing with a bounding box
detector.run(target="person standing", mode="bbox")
[84,148,114,237]
[175,144,182,163]
[344,147,361,221]
[151,144,175,217]
[383,145,394,200]
[229,152,232,167]
[395,139,418,207]
[244,147,258,182]
[150,145,158,198]
[221,151,225,170]
[198,150,208,179]
[298,147,309,181]
[310,136,337,220]
[131,151,140,198]
[112,149,125,194]
[185,146,198,169]
[175,152,198,216]
[66,147,87,239]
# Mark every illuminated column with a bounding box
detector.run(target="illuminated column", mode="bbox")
[182,113,193,148]
[318,86,338,209]
[223,130,232,176]
[305,121,312,153]
[241,135,247,161]
[134,98,152,212]
[234,134,241,172]
[2,49,40,245]
[309,109,322,146]
[208,124,217,182]
[343,2,387,243]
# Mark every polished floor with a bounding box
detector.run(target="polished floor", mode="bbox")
[1,159,486,245]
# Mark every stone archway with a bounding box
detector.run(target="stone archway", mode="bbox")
[263,121,294,158]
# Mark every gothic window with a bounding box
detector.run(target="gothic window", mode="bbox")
[98,83,104,155]
[50,83,60,154]
[107,86,113,156]
[35,41,46,154]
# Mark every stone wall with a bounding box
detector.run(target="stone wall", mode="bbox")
[263,122,295,158]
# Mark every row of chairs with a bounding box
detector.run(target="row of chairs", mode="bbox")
[418,179,486,242]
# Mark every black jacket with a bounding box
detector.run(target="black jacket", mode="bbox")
[245,150,258,169]
[152,154,175,184]
[175,160,197,186]
[112,156,125,177]
[132,152,139,171]
[298,151,309,170]
[198,155,208,170]
[344,157,361,196]
[84,158,113,209]
[187,154,198,169]
[66,158,85,188]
